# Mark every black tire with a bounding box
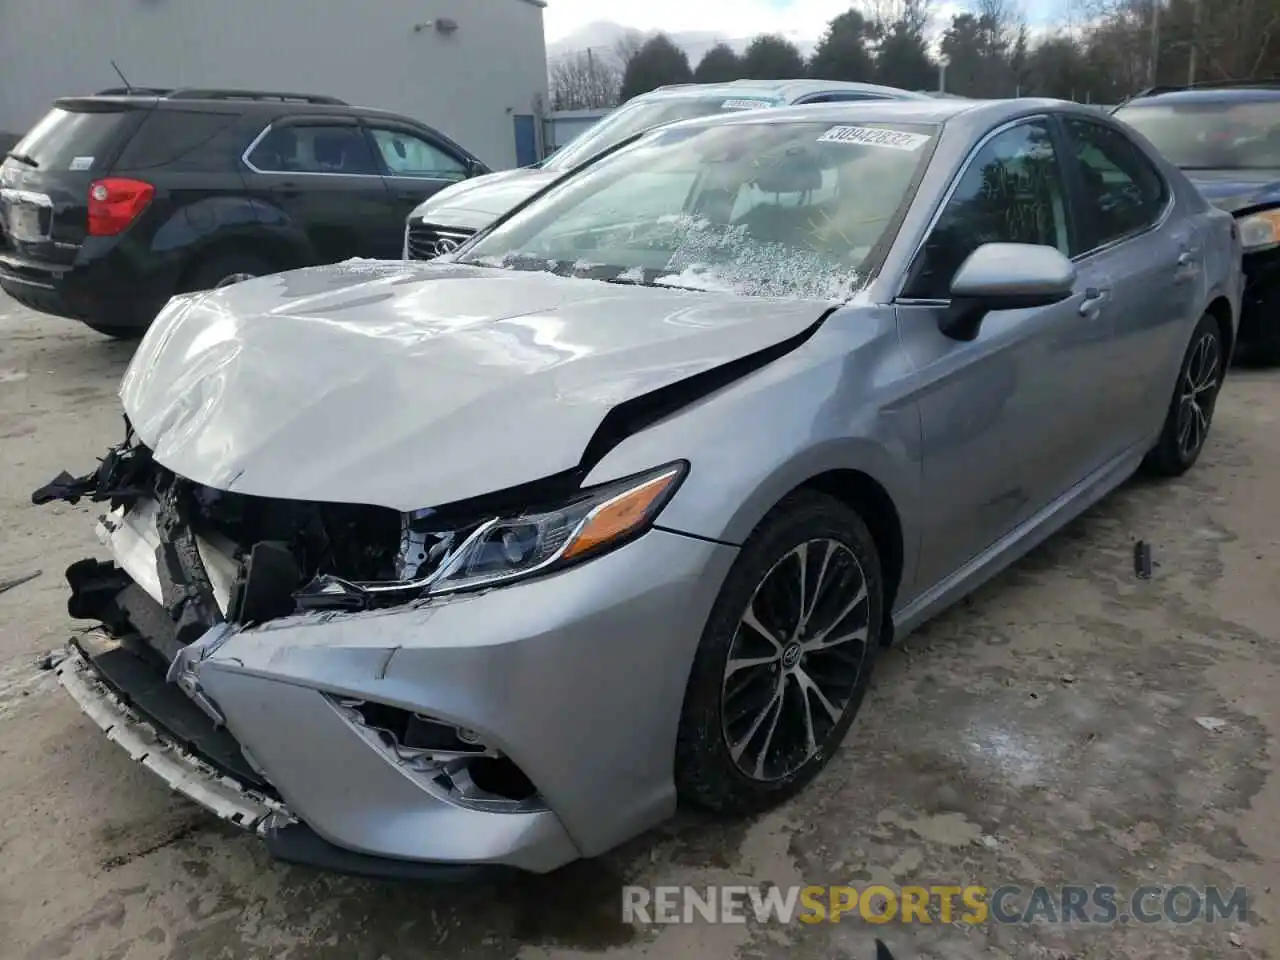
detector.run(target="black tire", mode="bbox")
[1243,335,1280,366]
[675,490,883,815]
[185,252,276,293]
[81,320,143,340]
[1143,311,1226,477]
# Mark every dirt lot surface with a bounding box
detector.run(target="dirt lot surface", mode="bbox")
[0,291,1276,960]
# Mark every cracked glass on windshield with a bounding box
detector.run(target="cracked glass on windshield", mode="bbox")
[461,119,937,299]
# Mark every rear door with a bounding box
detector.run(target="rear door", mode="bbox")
[1056,115,1193,450]
[0,99,146,267]
[363,121,476,228]
[240,116,398,262]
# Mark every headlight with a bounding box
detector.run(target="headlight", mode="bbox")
[1238,208,1280,252]
[424,462,687,594]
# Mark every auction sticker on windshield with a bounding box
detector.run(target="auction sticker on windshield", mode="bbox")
[817,126,931,150]
[722,99,772,110]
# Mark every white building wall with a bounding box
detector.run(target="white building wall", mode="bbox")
[0,0,548,170]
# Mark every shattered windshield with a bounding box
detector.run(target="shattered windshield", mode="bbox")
[1115,99,1280,169]
[542,95,777,172]
[462,119,937,299]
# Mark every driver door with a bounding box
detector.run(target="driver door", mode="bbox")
[896,117,1117,590]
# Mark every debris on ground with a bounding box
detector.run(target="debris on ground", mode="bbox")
[0,570,41,596]
[1229,932,1243,946]
[1195,716,1229,732]
[1134,540,1153,579]
[35,649,67,672]
[1061,674,1076,684]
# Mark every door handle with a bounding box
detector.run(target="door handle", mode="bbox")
[1079,286,1108,316]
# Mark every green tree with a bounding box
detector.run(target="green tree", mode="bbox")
[695,43,744,83]
[875,21,936,91]
[619,34,693,101]
[808,9,876,81]
[741,34,807,80]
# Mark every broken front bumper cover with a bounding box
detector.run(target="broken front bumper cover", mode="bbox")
[56,637,284,831]
[56,637,511,881]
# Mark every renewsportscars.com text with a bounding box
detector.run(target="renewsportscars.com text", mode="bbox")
[622,884,1249,925]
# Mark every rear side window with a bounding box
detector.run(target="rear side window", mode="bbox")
[1063,118,1168,250]
[9,107,137,173]
[246,124,379,175]
[114,109,243,171]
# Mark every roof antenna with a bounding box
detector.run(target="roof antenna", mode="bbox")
[110,60,134,94]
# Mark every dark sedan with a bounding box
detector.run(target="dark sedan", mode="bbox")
[1116,81,1280,362]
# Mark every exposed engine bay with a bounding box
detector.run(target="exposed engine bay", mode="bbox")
[31,419,575,632]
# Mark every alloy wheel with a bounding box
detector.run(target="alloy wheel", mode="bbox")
[721,538,871,782]
[1176,330,1221,461]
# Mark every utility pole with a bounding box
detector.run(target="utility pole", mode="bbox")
[1148,0,1162,87]
[1188,0,1202,85]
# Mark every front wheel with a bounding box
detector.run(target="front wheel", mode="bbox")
[1143,312,1225,477]
[675,491,883,816]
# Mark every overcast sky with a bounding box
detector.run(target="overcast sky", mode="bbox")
[543,0,1064,43]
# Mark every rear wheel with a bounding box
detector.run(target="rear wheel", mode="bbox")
[1143,312,1225,477]
[675,491,883,815]
[185,252,276,293]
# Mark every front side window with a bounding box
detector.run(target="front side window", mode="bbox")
[906,120,1070,300]
[1064,118,1167,250]
[1114,98,1280,170]
[369,128,468,180]
[542,96,778,173]
[247,124,378,175]
[462,119,937,300]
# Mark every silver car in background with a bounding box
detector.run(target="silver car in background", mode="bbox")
[402,79,934,259]
[40,98,1239,878]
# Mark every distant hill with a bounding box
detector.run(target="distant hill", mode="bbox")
[547,20,818,68]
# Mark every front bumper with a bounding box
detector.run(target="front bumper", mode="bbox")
[60,503,737,874]
[1240,247,1280,345]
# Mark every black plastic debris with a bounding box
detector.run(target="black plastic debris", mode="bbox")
[1134,540,1153,579]
[876,940,896,960]
[0,569,41,596]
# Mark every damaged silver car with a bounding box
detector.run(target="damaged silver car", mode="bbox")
[37,98,1241,878]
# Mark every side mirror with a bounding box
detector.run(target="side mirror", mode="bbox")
[940,242,1076,341]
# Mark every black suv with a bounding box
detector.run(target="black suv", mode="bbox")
[0,88,488,337]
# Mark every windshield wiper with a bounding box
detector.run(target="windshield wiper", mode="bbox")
[4,151,39,169]
[600,275,705,292]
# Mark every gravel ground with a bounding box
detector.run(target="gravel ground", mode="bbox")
[0,290,1276,960]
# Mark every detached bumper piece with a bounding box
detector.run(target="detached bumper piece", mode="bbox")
[59,635,510,882]
[55,638,284,830]
[261,821,506,883]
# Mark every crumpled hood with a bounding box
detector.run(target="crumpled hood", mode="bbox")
[409,168,559,232]
[121,260,830,511]
[1187,170,1280,214]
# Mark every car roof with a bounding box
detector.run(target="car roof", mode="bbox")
[643,96,1113,137]
[1121,87,1280,107]
[633,78,934,104]
[54,91,439,128]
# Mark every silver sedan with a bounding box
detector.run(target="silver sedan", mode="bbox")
[38,97,1241,878]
